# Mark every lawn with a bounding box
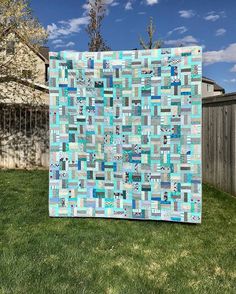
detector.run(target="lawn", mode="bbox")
[0,170,236,294]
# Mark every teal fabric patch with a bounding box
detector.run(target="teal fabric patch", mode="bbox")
[49,47,202,223]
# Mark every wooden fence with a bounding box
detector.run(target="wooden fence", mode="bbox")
[202,93,236,196]
[1,94,236,196]
[0,103,49,169]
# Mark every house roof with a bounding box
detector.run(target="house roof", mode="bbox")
[1,26,49,64]
[202,76,225,93]
[202,76,215,84]
[38,46,49,64]
[214,82,225,93]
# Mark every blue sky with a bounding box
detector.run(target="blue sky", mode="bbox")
[31,0,236,92]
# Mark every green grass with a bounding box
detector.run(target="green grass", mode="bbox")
[0,170,236,294]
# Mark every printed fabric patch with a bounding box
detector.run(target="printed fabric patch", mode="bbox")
[49,47,202,223]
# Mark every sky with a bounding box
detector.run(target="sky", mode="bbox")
[31,0,236,92]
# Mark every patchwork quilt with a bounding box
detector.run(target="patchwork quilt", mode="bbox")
[49,46,202,223]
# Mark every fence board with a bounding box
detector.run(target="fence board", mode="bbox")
[0,103,49,169]
[202,93,236,196]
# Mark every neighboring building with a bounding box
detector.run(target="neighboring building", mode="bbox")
[202,76,225,98]
[0,27,49,104]
[0,30,226,104]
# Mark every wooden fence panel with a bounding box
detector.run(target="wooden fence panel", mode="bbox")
[0,103,49,169]
[202,93,236,196]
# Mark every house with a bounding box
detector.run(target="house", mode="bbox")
[0,29,225,103]
[202,76,225,98]
[0,27,49,104]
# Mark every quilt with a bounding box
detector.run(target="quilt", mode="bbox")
[49,46,202,223]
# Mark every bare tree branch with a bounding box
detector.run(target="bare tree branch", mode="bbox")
[85,0,110,52]
[139,17,162,50]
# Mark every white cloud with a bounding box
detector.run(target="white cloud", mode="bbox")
[230,64,236,72]
[47,17,89,39]
[55,41,75,49]
[204,10,226,21]
[48,1,119,41]
[204,13,220,21]
[203,43,236,65]
[215,28,226,36]
[51,39,63,45]
[224,78,236,83]
[179,10,195,18]
[82,3,90,11]
[115,18,123,22]
[111,1,119,6]
[167,26,188,36]
[138,11,146,15]
[146,0,159,5]
[65,41,75,47]
[165,35,198,46]
[105,0,119,5]
[125,1,133,10]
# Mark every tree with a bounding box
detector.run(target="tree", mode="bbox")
[139,17,162,50]
[0,0,48,104]
[85,0,110,52]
